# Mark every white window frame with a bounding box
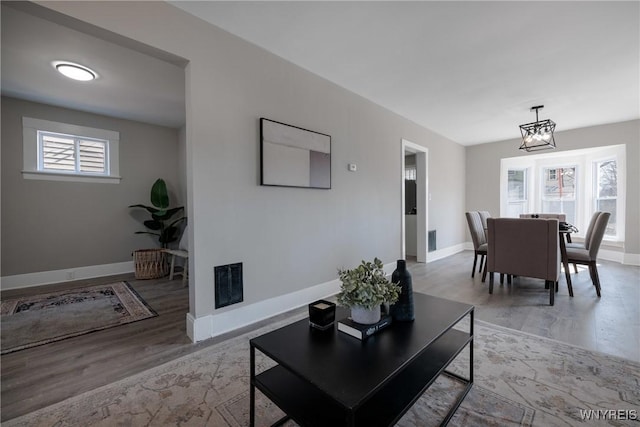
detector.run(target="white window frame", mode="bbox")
[587,150,625,241]
[506,168,529,217]
[22,117,121,184]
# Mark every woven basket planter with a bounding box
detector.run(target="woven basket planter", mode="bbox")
[133,249,169,279]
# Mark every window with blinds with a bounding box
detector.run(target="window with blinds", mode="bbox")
[39,131,108,175]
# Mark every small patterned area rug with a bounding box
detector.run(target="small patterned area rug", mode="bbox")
[3,314,639,426]
[1,282,157,355]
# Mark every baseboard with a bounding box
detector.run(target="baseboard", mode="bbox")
[598,249,625,264]
[186,276,342,343]
[186,255,476,343]
[427,243,467,263]
[0,261,135,290]
[622,252,640,266]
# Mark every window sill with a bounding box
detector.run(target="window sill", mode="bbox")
[22,170,121,184]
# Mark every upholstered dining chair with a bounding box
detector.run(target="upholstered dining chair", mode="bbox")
[566,211,600,251]
[565,211,601,273]
[465,211,487,279]
[478,211,492,230]
[163,225,189,286]
[565,212,610,297]
[486,217,560,306]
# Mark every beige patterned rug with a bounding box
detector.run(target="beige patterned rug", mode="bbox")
[3,314,639,426]
[1,282,157,355]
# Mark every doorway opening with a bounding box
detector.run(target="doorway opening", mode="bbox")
[401,139,428,263]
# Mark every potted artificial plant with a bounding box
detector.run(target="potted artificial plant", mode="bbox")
[337,258,401,324]
[129,178,185,279]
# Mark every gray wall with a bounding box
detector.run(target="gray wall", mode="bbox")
[1,96,182,276]
[465,119,640,255]
[37,2,466,323]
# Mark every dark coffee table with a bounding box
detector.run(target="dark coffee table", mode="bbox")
[250,293,474,426]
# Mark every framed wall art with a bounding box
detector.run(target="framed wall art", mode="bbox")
[260,118,331,189]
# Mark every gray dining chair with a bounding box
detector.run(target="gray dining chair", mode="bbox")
[465,211,487,279]
[565,211,601,273]
[486,217,560,306]
[478,211,491,230]
[566,211,601,250]
[565,212,610,297]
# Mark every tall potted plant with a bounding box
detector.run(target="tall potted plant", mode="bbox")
[129,178,185,279]
[337,258,401,324]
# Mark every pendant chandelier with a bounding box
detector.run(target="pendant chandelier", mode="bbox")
[519,105,556,152]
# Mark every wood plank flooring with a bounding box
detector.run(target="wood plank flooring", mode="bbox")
[1,251,639,422]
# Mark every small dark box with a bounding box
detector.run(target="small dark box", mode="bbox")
[308,300,336,331]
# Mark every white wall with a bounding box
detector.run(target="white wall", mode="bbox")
[34,1,467,339]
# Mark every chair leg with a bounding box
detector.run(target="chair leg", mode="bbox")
[500,273,504,284]
[507,275,512,285]
[169,254,176,280]
[489,272,494,294]
[589,262,602,297]
[482,262,487,283]
[548,280,555,306]
[573,263,578,274]
[479,255,485,274]
[471,253,478,278]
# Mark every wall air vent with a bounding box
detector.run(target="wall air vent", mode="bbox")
[214,262,243,309]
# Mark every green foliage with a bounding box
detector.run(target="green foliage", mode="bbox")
[129,178,185,248]
[336,258,401,310]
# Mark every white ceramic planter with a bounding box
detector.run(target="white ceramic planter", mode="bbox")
[350,305,381,325]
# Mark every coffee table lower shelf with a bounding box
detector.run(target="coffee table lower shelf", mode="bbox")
[253,328,472,427]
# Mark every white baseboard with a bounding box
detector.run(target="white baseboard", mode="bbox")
[185,254,480,343]
[186,276,342,343]
[427,243,467,263]
[0,261,135,290]
[622,252,640,266]
[598,249,625,264]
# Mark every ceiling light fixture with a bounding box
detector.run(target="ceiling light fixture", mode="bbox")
[53,61,97,81]
[519,105,556,152]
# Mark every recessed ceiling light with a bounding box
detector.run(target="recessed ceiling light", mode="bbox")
[53,61,97,81]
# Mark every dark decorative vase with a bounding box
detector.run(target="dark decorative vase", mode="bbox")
[390,259,415,321]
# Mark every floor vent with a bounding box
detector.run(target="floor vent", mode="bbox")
[214,262,243,309]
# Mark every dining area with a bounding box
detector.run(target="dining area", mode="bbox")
[465,210,610,306]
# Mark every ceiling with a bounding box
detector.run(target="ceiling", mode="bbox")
[1,2,186,129]
[2,2,638,145]
[171,1,639,145]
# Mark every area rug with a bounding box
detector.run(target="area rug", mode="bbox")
[1,282,157,355]
[3,315,639,426]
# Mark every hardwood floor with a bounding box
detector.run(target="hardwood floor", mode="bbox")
[408,251,640,362]
[1,251,638,422]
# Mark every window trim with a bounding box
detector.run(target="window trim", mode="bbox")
[22,117,121,184]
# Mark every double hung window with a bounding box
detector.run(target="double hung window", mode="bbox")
[506,169,527,217]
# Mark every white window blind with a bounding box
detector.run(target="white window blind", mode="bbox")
[22,117,120,184]
[39,131,108,175]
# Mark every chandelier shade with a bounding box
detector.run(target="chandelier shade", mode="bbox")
[519,105,556,152]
